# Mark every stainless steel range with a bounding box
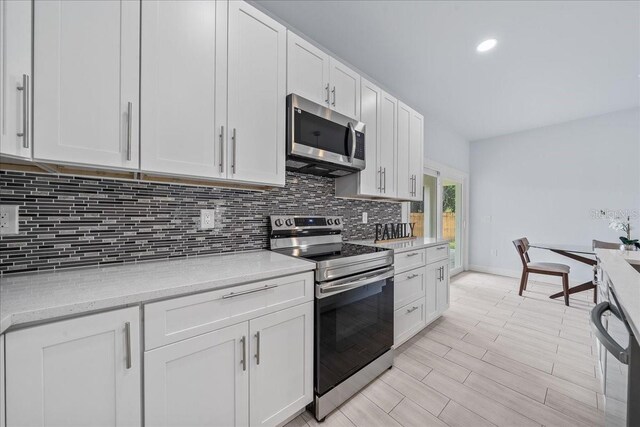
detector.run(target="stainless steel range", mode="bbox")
[269,215,394,421]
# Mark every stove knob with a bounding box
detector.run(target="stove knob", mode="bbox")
[327,219,334,225]
[334,218,341,226]
[274,219,283,227]
[285,218,294,227]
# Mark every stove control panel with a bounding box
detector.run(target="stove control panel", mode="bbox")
[270,215,343,230]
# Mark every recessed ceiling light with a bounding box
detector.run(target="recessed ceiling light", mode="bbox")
[476,38,497,53]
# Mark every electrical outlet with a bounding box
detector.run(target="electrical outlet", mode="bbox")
[362,212,368,224]
[0,205,19,235]
[200,209,215,229]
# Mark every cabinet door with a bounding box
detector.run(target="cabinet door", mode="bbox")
[227,1,286,186]
[145,322,249,427]
[5,307,141,426]
[408,109,424,201]
[249,302,313,427]
[287,31,330,106]
[33,0,140,169]
[141,0,227,179]
[1,335,4,427]
[329,57,360,119]
[0,0,32,159]
[379,91,397,197]
[437,261,450,312]
[358,78,382,196]
[396,101,412,199]
[425,262,439,322]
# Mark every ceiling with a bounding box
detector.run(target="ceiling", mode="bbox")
[255,0,640,141]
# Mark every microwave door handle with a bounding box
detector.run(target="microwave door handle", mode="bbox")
[590,301,630,364]
[348,122,356,164]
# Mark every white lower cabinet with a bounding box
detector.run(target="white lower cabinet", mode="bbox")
[144,298,313,427]
[249,303,313,427]
[145,322,249,427]
[394,246,451,347]
[5,307,141,426]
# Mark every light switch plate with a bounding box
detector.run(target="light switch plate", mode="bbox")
[0,205,19,235]
[200,209,215,229]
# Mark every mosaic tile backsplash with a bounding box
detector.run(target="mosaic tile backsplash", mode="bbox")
[0,171,401,274]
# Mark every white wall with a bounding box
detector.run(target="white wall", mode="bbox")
[469,108,640,283]
[425,116,470,173]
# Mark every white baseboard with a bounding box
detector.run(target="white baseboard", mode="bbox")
[468,264,584,286]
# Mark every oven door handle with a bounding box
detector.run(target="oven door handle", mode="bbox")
[348,122,356,164]
[318,267,394,298]
[590,301,629,364]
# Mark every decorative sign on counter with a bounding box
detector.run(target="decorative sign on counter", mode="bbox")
[375,223,416,243]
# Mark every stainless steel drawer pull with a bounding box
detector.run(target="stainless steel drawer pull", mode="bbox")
[406,273,419,280]
[126,102,133,161]
[437,246,446,250]
[219,126,224,173]
[222,284,278,299]
[255,331,261,365]
[124,322,132,369]
[16,74,30,148]
[406,252,420,257]
[240,336,247,371]
[232,128,237,173]
[406,306,419,314]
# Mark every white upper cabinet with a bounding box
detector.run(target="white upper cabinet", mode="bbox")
[5,307,141,426]
[286,31,330,106]
[409,108,424,200]
[1,0,32,159]
[287,31,360,119]
[249,303,313,427]
[141,0,227,179]
[379,91,398,197]
[329,57,360,120]
[227,1,286,186]
[33,0,140,169]
[145,322,249,427]
[357,78,382,196]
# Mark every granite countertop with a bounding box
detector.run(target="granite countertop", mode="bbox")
[0,250,315,334]
[349,237,450,253]
[596,249,640,338]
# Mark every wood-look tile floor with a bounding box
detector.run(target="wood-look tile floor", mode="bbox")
[287,272,604,427]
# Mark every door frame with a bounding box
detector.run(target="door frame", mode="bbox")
[403,159,469,276]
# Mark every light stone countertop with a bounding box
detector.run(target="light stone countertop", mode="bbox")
[349,237,450,253]
[0,250,315,334]
[596,249,640,338]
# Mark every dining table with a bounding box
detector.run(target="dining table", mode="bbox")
[529,243,597,303]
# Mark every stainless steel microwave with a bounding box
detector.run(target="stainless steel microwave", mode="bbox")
[286,94,365,177]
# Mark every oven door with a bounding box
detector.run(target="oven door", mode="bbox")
[315,267,394,396]
[287,94,365,170]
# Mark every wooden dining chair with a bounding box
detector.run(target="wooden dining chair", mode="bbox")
[513,238,571,306]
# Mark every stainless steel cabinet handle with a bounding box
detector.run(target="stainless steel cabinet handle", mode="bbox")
[232,128,237,173]
[406,306,419,314]
[437,246,446,250]
[126,102,133,161]
[406,252,420,257]
[591,302,629,364]
[240,336,247,371]
[124,322,132,369]
[16,74,30,148]
[325,84,330,104]
[382,167,386,193]
[222,284,278,299]
[406,273,419,279]
[378,167,382,192]
[331,86,336,106]
[219,126,225,173]
[255,331,261,365]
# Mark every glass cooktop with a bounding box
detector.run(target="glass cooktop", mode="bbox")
[272,243,390,263]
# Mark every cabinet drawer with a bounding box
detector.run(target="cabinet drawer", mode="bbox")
[145,272,314,350]
[426,244,449,263]
[394,267,425,310]
[394,249,426,273]
[394,298,426,347]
